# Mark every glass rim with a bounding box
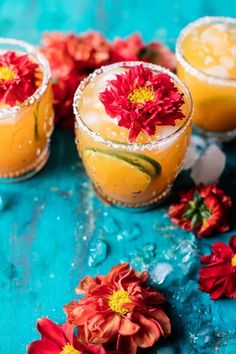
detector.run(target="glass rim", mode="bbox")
[73,61,193,151]
[0,37,51,118]
[176,16,236,87]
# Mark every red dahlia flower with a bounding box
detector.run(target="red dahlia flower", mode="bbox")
[99,64,184,142]
[27,317,107,354]
[168,184,232,237]
[0,51,39,106]
[199,235,236,299]
[64,263,171,354]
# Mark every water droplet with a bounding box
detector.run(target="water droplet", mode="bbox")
[88,239,107,267]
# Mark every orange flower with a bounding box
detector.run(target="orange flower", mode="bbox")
[64,264,171,354]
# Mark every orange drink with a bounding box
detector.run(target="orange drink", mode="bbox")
[74,62,192,208]
[0,39,54,181]
[176,16,236,140]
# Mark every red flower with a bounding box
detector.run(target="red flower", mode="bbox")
[27,317,107,354]
[199,235,236,299]
[64,263,171,354]
[110,34,143,62]
[138,42,176,72]
[169,184,232,237]
[0,51,39,106]
[99,63,184,142]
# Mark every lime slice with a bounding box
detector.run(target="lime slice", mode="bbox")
[121,152,161,177]
[83,148,156,200]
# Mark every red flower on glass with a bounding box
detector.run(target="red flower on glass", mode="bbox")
[138,42,176,72]
[199,235,236,299]
[99,64,184,142]
[0,51,39,106]
[27,317,107,354]
[64,263,171,354]
[110,34,143,62]
[168,184,232,237]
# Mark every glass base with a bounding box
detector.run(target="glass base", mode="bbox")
[93,183,172,211]
[0,146,50,183]
[193,125,236,142]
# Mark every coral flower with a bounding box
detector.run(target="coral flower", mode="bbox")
[64,263,171,354]
[138,42,176,72]
[199,235,236,299]
[168,184,232,237]
[99,63,184,142]
[27,318,108,354]
[41,32,111,127]
[0,51,39,106]
[110,34,143,62]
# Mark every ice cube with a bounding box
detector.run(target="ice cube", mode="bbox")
[201,25,229,55]
[220,56,234,69]
[150,263,173,285]
[205,65,229,78]
[191,144,226,185]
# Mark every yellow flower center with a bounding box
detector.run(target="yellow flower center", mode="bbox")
[0,66,15,81]
[60,343,81,354]
[108,289,130,315]
[231,254,236,267]
[128,86,155,104]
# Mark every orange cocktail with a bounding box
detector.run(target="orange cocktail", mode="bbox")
[74,62,192,208]
[0,39,54,181]
[176,16,236,140]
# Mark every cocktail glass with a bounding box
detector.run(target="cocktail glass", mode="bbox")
[74,62,193,208]
[0,38,54,181]
[176,16,236,141]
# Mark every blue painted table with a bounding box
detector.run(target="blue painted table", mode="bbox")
[0,1,236,353]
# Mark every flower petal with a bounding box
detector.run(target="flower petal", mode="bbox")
[37,318,66,348]
[119,317,140,336]
[27,339,59,354]
[133,313,161,347]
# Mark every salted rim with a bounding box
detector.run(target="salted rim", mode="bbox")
[73,61,193,151]
[0,38,51,119]
[176,16,236,87]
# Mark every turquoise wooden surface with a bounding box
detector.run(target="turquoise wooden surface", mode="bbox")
[0,1,236,353]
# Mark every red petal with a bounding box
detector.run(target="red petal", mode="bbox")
[37,318,66,348]
[119,317,140,335]
[230,235,236,252]
[27,339,59,354]
[133,313,161,347]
